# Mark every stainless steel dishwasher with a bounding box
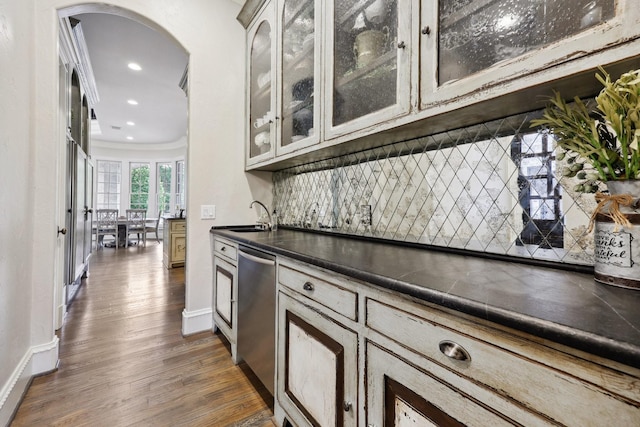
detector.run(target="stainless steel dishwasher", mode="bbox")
[237,245,276,395]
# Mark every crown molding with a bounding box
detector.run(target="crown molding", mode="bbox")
[58,16,100,106]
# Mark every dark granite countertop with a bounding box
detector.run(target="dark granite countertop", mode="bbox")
[211,226,640,369]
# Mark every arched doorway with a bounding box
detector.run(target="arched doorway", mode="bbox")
[56,4,189,325]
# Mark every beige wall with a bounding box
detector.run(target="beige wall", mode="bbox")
[0,0,37,421]
[1,0,272,421]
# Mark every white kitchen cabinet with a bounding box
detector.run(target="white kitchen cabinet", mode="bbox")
[419,0,640,113]
[276,0,322,156]
[212,236,240,363]
[366,342,529,427]
[162,218,185,268]
[365,295,640,426]
[276,287,358,427]
[246,1,277,167]
[324,0,412,139]
[269,255,640,427]
[240,0,640,171]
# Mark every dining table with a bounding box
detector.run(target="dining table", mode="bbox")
[98,216,159,248]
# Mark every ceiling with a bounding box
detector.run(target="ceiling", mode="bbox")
[72,13,189,145]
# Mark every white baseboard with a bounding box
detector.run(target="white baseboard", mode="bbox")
[31,337,60,375]
[0,337,59,426]
[181,307,213,336]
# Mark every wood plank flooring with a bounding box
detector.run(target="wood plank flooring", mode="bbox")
[11,242,276,427]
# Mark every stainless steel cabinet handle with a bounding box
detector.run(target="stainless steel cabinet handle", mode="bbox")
[238,250,276,266]
[303,282,314,292]
[439,340,471,362]
[397,41,406,49]
[422,26,431,35]
[343,401,352,412]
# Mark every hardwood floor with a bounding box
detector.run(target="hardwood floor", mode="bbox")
[11,242,276,427]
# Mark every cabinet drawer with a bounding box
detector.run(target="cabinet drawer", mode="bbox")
[279,264,357,321]
[366,298,640,426]
[170,220,186,232]
[214,238,237,262]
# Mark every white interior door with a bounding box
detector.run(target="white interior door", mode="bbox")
[54,58,70,329]
[84,160,94,260]
[73,146,87,284]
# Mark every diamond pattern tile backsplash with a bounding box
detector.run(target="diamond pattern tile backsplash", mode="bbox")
[273,111,597,266]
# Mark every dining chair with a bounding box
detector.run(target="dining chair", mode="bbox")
[144,211,162,243]
[125,209,147,247]
[95,209,119,249]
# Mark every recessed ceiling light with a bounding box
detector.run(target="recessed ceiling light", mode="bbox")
[127,99,138,105]
[126,136,134,140]
[126,121,135,126]
[128,62,142,71]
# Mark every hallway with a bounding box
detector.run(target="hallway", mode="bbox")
[11,243,275,426]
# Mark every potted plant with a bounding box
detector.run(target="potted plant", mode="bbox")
[531,67,640,289]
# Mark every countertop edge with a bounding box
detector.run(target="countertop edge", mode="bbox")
[211,228,640,370]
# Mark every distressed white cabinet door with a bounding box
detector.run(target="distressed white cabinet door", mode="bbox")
[214,259,234,327]
[324,0,412,140]
[366,342,524,427]
[246,2,276,167]
[276,0,322,156]
[420,0,640,111]
[277,291,358,427]
[212,255,239,363]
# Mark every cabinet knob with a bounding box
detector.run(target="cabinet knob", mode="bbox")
[57,227,67,236]
[221,246,226,251]
[439,340,471,362]
[302,281,314,292]
[343,401,352,412]
[421,26,431,35]
[397,41,406,49]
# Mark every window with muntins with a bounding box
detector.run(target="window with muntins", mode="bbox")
[176,160,185,210]
[96,160,121,210]
[157,162,172,214]
[130,162,150,210]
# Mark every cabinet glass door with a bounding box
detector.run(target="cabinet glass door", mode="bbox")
[437,0,616,85]
[249,18,275,163]
[328,0,410,137]
[279,0,319,154]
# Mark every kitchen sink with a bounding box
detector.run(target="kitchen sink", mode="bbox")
[229,228,270,233]
[213,225,270,233]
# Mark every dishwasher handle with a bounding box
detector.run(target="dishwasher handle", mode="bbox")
[238,248,276,266]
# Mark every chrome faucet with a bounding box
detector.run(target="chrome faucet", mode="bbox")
[250,200,272,231]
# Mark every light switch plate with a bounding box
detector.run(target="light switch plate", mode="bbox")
[201,205,216,220]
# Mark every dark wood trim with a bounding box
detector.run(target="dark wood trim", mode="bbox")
[384,375,466,427]
[215,265,234,328]
[284,310,345,427]
[594,272,640,289]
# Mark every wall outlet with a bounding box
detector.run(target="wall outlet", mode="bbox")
[201,205,216,220]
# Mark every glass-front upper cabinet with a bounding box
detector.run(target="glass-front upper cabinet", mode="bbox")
[247,5,276,167]
[326,0,412,139]
[421,0,624,109]
[277,0,321,156]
